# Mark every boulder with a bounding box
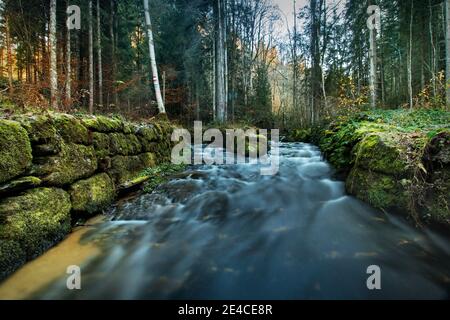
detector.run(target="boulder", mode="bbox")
[136,126,158,152]
[81,115,123,133]
[92,132,111,158]
[0,188,72,260]
[69,173,116,215]
[0,176,42,197]
[346,167,410,212]
[109,133,142,156]
[108,153,156,184]
[53,114,90,145]
[0,120,33,184]
[16,115,57,144]
[0,240,26,281]
[30,142,98,186]
[422,131,450,225]
[353,133,410,176]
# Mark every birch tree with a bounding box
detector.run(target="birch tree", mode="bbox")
[143,0,166,114]
[49,0,58,109]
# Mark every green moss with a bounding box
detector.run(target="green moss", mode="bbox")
[69,173,116,215]
[0,240,26,281]
[141,163,187,193]
[92,132,111,158]
[16,115,57,144]
[288,128,312,142]
[109,133,142,156]
[354,133,410,176]
[0,176,42,196]
[30,142,98,186]
[0,188,72,260]
[0,120,33,184]
[136,126,158,152]
[81,115,123,133]
[108,153,156,184]
[53,114,90,145]
[317,109,448,172]
[346,168,410,212]
[123,122,137,134]
[32,138,63,156]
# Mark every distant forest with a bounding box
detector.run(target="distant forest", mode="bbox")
[0,0,449,128]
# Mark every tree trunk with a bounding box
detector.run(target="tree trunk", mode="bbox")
[97,0,104,107]
[110,0,118,107]
[310,0,319,124]
[143,0,166,114]
[214,0,227,123]
[6,16,13,93]
[89,0,95,114]
[66,0,72,106]
[407,0,414,110]
[212,40,216,120]
[369,27,377,109]
[293,0,298,113]
[49,0,58,109]
[445,0,450,108]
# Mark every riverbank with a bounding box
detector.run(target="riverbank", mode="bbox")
[0,112,174,281]
[2,142,449,299]
[304,109,449,228]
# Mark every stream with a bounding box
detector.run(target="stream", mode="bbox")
[6,143,450,299]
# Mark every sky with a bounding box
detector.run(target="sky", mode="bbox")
[274,0,345,34]
[274,0,308,32]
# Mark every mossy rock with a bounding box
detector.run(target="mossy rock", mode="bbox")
[422,131,450,225]
[92,132,111,158]
[17,115,57,144]
[0,176,42,197]
[53,114,90,145]
[346,167,410,212]
[136,126,158,151]
[30,142,98,186]
[109,133,142,156]
[424,130,450,165]
[0,188,72,261]
[0,120,33,184]
[69,173,116,215]
[423,168,450,225]
[0,240,26,281]
[81,115,124,133]
[32,137,63,156]
[353,133,410,176]
[123,122,138,135]
[108,153,156,184]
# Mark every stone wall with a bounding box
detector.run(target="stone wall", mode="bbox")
[316,118,449,228]
[0,114,174,280]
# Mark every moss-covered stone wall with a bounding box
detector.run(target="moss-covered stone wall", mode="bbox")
[0,113,174,280]
[314,110,450,228]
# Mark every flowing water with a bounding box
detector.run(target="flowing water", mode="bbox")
[9,143,450,299]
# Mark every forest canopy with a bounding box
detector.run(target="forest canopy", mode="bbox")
[0,0,449,128]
